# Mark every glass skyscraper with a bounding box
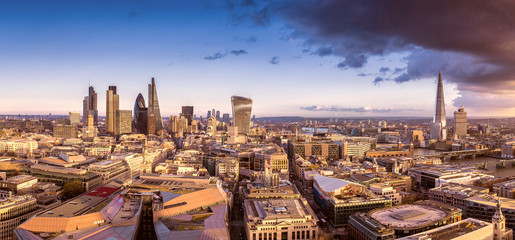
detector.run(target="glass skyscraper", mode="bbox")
[231,96,253,135]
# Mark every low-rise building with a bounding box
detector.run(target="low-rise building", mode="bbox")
[493,179,515,199]
[243,198,318,240]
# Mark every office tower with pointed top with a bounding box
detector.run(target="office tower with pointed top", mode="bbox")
[430,72,447,140]
[133,93,148,134]
[231,95,253,135]
[83,86,98,125]
[106,86,119,134]
[147,77,163,132]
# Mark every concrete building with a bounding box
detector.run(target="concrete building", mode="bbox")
[243,198,318,240]
[0,175,38,193]
[465,194,515,229]
[366,200,462,238]
[115,110,132,137]
[313,175,392,226]
[348,213,395,240]
[28,164,102,191]
[216,158,239,179]
[53,124,78,139]
[453,106,467,139]
[493,179,515,199]
[398,218,498,240]
[231,95,253,135]
[287,141,340,160]
[0,194,37,240]
[69,112,80,125]
[106,86,119,134]
[369,183,401,205]
[428,183,489,210]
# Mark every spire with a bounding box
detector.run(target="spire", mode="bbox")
[434,71,446,127]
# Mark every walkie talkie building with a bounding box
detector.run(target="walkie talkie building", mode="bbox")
[231,96,253,135]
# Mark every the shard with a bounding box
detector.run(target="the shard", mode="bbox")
[430,72,447,140]
[147,77,163,132]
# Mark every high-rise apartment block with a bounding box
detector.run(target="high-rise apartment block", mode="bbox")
[106,86,119,134]
[231,95,253,135]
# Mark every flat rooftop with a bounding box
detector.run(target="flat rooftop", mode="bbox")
[398,218,491,240]
[370,205,446,229]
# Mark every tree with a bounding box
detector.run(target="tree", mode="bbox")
[63,180,84,199]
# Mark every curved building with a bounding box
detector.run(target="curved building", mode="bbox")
[133,93,148,134]
[231,96,253,135]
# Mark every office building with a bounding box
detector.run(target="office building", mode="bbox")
[106,86,119,134]
[348,213,395,240]
[0,194,37,240]
[454,106,467,139]
[313,175,392,226]
[397,218,504,240]
[53,124,78,139]
[83,114,98,139]
[147,114,156,135]
[181,106,194,125]
[216,110,220,120]
[147,77,163,132]
[115,110,132,137]
[287,141,340,160]
[243,198,318,240]
[69,112,80,125]
[430,72,447,140]
[133,93,148,134]
[83,86,98,125]
[231,95,253,135]
[465,194,515,230]
[222,113,230,124]
[493,179,515,199]
[364,200,461,237]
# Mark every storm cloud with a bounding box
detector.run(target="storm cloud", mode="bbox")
[228,0,515,98]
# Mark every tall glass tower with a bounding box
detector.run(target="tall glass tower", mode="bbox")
[231,96,253,135]
[147,77,163,132]
[430,72,447,140]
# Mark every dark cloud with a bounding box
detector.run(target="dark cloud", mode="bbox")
[373,77,384,85]
[227,0,515,98]
[205,49,248,60]
[379,67,390,74]
[204,52,227,60]
[233,36,257,43]
[300,105,417,113]
[230,49,248,55]
[270,56,280,65]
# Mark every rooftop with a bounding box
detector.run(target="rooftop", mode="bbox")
[370,204,447,229]
[398,218,491,240]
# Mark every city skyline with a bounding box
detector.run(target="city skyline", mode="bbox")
[3,1,515,117]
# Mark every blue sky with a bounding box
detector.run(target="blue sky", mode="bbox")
[1,0,512,117]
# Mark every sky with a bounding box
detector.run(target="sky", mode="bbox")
[1,0,515,118]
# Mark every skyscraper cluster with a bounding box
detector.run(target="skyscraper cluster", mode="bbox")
[133,77,163,135]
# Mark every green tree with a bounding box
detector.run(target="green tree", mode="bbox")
[63,180,84,199]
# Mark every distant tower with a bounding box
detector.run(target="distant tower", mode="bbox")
[147,77,163,132]
[454,106,467,139]
[430,72,447,140]
[231,96,253,135]
[181,106,194,125]
[106,86,119,135]
[83,86,98,125]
